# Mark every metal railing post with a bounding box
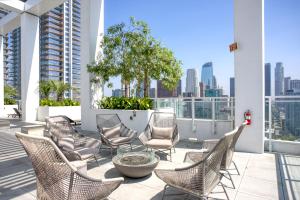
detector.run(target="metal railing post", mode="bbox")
[268,97,272,153]
[192,97,196,132]
[212,98,216,135]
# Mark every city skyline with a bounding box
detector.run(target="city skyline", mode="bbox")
[105,0,300,97]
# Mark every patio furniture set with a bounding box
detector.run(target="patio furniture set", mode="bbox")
[15,112,247,200]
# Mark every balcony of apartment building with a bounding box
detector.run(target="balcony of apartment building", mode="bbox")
[1,0,300,200]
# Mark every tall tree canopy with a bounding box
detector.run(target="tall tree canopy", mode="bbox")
[88,17,183,97]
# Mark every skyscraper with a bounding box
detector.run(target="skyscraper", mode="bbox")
[186,69,199,97]
[212,75,217,89]
[230,77,235,97]
[3,0,81,101]
[290,79,300,93]
[40,0,81,100]
[265,63,271,96]
[201,62,213,89]
[157,80,181,98]
[4,28,21,98]
[275,62,284,96]
[284,77,291,95]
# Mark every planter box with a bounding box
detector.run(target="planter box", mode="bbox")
[81,109,154,133]
[37,106,81,121]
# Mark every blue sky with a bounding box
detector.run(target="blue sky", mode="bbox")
[104,0,300,96]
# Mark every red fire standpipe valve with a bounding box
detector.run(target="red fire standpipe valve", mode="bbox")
[244,110,252,125]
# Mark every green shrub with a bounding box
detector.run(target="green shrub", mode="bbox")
[40,98,80,106]
[4,98,16,105]
[97,97,153,110]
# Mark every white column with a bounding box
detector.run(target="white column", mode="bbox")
[234,0,265,153]
[21,13,40,122]
[0,36,4,117]
[80,0,104,129]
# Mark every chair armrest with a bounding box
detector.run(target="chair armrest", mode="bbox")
[62,149,82,161]
[138,131,149,145]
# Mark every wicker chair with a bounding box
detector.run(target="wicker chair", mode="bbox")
[155,130,235,200]
[96,114,137,157]
[184,122,247,189]
[46,116,101,163]
[138,112,179,161]
[15,132,123,200]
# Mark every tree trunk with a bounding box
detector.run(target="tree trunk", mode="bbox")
[124,81,130,97]
[143,70,149,97]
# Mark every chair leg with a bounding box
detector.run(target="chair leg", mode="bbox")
[110,147,113,159]
[169,149,172,162]
[227,170,235,189]
[94,155,100,166]
[130,143,133,150]
[173,147,176,153]
[162,185,168,200]
[220,182,230,200]
[233,161,240,175]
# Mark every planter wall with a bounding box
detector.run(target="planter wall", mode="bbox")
[3,105,18,116]
[265,139,300,155]
[37,106,81,121]
[81,109,154,133]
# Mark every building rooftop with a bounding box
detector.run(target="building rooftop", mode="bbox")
[1,119,299,200]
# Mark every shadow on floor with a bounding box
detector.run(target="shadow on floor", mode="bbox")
[0,131,36,199]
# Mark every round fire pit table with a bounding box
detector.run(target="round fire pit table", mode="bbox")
[112,149,160,178]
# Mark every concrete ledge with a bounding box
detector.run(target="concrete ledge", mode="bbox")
[265,139,300,155]
[0,120,10,129]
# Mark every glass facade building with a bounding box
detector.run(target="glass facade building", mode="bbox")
[265,63,271,96]
[185,68,199,97]
[40,0,81,100]
[275,62,284,96]
[201,62,213,89]
[4,28,21,98]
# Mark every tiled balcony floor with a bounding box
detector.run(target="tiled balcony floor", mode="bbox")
[0,119,299,200]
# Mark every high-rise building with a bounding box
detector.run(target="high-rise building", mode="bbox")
[284,77,291,95]
[290,79,300,91]
[205,88,223,97]
[230,77,235,97]
[186,69,199,97]
[201,62,213,89]
[265,63,271,96]
[275,62,284,96]
[112,89,123,97]
[157,80,181,98]
[3,28,21,98]
[3,1,81,100]
[199,82,204,97]
[212,75,217,89]
[149,88,156,98]
[40,0,81,100]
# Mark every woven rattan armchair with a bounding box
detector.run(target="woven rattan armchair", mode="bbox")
[138,112,179,161]
[46,116,101,163]
[96,114,137,157]
[155,131,235,200]
[184,122,247,189]
[15,132,123,200]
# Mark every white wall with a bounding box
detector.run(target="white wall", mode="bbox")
[265,140,300,155]
[37,106,81,121]
[80,0,105,130]
[3,105,18,116]
[234,0,264,153]
[21,13,40,122]
[82,109,153,133]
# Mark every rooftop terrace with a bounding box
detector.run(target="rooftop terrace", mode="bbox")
[1,119,299,200]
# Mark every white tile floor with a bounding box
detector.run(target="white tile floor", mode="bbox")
[0,119,298,200]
